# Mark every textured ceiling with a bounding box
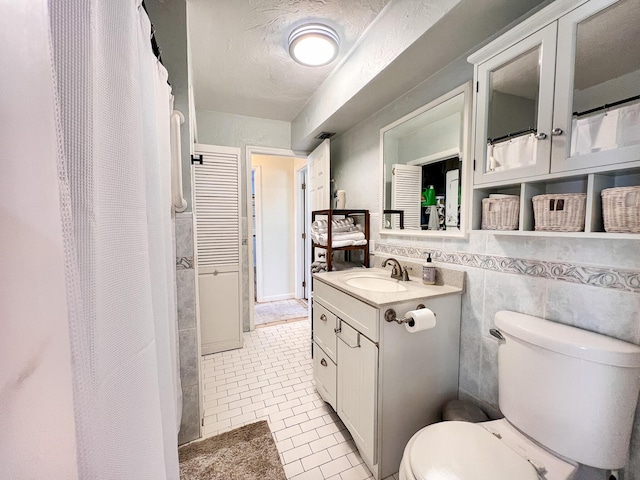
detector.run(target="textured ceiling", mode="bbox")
[189,0,391,121]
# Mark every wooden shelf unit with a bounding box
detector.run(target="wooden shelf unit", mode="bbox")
[311,209,370,271]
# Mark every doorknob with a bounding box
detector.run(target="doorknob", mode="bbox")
[320,314,327,322]
[534,132,547,140]
[551,128,564,136]
[320,358,327,367]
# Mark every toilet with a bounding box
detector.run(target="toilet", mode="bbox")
[399,310,640,480]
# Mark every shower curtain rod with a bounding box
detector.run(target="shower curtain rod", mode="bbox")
[141,1,171,86]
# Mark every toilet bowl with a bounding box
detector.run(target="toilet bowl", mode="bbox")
[398,311,640,480]
[399,419,577,480]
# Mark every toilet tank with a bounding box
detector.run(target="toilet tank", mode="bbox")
[495,311,640,470]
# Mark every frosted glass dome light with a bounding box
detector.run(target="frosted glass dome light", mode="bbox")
[288,24,339,67]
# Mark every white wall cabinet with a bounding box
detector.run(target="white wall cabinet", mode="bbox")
[312,277,461,479]
[474,23,557,185]
[472,0,640,185]
[551,0,640,173]
[469,0,640,237]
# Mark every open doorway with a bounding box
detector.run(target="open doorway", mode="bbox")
[251,152,308,327]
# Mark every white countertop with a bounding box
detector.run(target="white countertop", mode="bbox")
[313,267,463,307]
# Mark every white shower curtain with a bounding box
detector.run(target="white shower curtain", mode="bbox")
[1,1,181,478]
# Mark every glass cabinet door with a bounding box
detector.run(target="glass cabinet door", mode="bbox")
[474,23,557,185]
[552,0,640,173]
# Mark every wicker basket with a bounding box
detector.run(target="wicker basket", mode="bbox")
[481,196,519,230]
[532,193,586,232]
[602,186,640,233]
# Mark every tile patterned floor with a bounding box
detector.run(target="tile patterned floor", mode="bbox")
[201,319,399,480]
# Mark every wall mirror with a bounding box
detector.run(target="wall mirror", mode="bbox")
[380,83,471,237]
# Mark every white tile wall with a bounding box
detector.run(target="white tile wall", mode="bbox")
[201,319,399,480]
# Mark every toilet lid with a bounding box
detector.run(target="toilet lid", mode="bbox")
[408,421,539,480]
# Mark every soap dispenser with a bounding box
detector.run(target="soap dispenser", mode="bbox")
[422,252,436,285]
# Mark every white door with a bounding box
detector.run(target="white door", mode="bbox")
[193,144,243,355]
[307,138,330,212]
[307,139,330,273]
[391,164,421,230]
[336,321,378,469]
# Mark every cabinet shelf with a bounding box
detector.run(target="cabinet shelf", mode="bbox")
[472,169,640,236]
[470,229,640,240]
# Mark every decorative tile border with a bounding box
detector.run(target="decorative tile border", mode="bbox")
[376,242,640,294]
[176,256,194,270]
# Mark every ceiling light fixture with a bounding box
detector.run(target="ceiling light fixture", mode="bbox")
[288,23,340,67]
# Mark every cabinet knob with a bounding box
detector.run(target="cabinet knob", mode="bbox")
[320,314,327,322]
[551,128,564,136]
[320,358,327,367]
[534,132,547,140]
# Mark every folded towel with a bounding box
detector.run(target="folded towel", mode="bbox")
[337,231,365,241]
[312,217,358,233]
[312,237,368,248]
[311,220,327,231]
[311,260,327,273]
[313,225,359,234]
[328,239,356,248]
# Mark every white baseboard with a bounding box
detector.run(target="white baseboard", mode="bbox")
[259,293,295,303]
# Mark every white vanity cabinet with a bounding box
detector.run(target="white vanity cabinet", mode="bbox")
[472,0,640,185]
[313,302,338,410]
[336,320,378,467]
[312,271,462,479]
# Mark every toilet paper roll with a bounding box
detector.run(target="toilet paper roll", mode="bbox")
[405,308,436,333]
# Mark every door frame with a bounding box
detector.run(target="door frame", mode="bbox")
[252,166,264,304]
[245,146,308,331]
[295,165,309,300]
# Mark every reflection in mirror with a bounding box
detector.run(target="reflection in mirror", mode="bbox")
[488,47,540,141]
[486,46,540,173]
[382,88,467,233]
[571,0,640,157]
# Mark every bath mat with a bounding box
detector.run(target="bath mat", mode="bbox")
[254,298,308,325]
[179,420,286,480]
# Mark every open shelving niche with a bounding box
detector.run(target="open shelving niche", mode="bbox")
[471,164,640,239]
[311,209,370,272]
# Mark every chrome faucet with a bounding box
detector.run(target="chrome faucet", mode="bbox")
[382,257,410,281]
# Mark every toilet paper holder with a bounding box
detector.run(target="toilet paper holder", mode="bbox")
[384,304,426,327]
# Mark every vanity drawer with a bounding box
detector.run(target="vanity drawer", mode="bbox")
[314,281,378,342]
[314,342,337,411]
[313,301,337,363]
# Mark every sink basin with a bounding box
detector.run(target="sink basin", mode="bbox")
[344,276,408,292]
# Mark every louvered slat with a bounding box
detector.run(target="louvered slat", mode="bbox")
[391,164,422,230]
[194,153,241,267]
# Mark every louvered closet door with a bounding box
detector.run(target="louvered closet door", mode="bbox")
[391,164,421,230]
[193,146,243,355]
